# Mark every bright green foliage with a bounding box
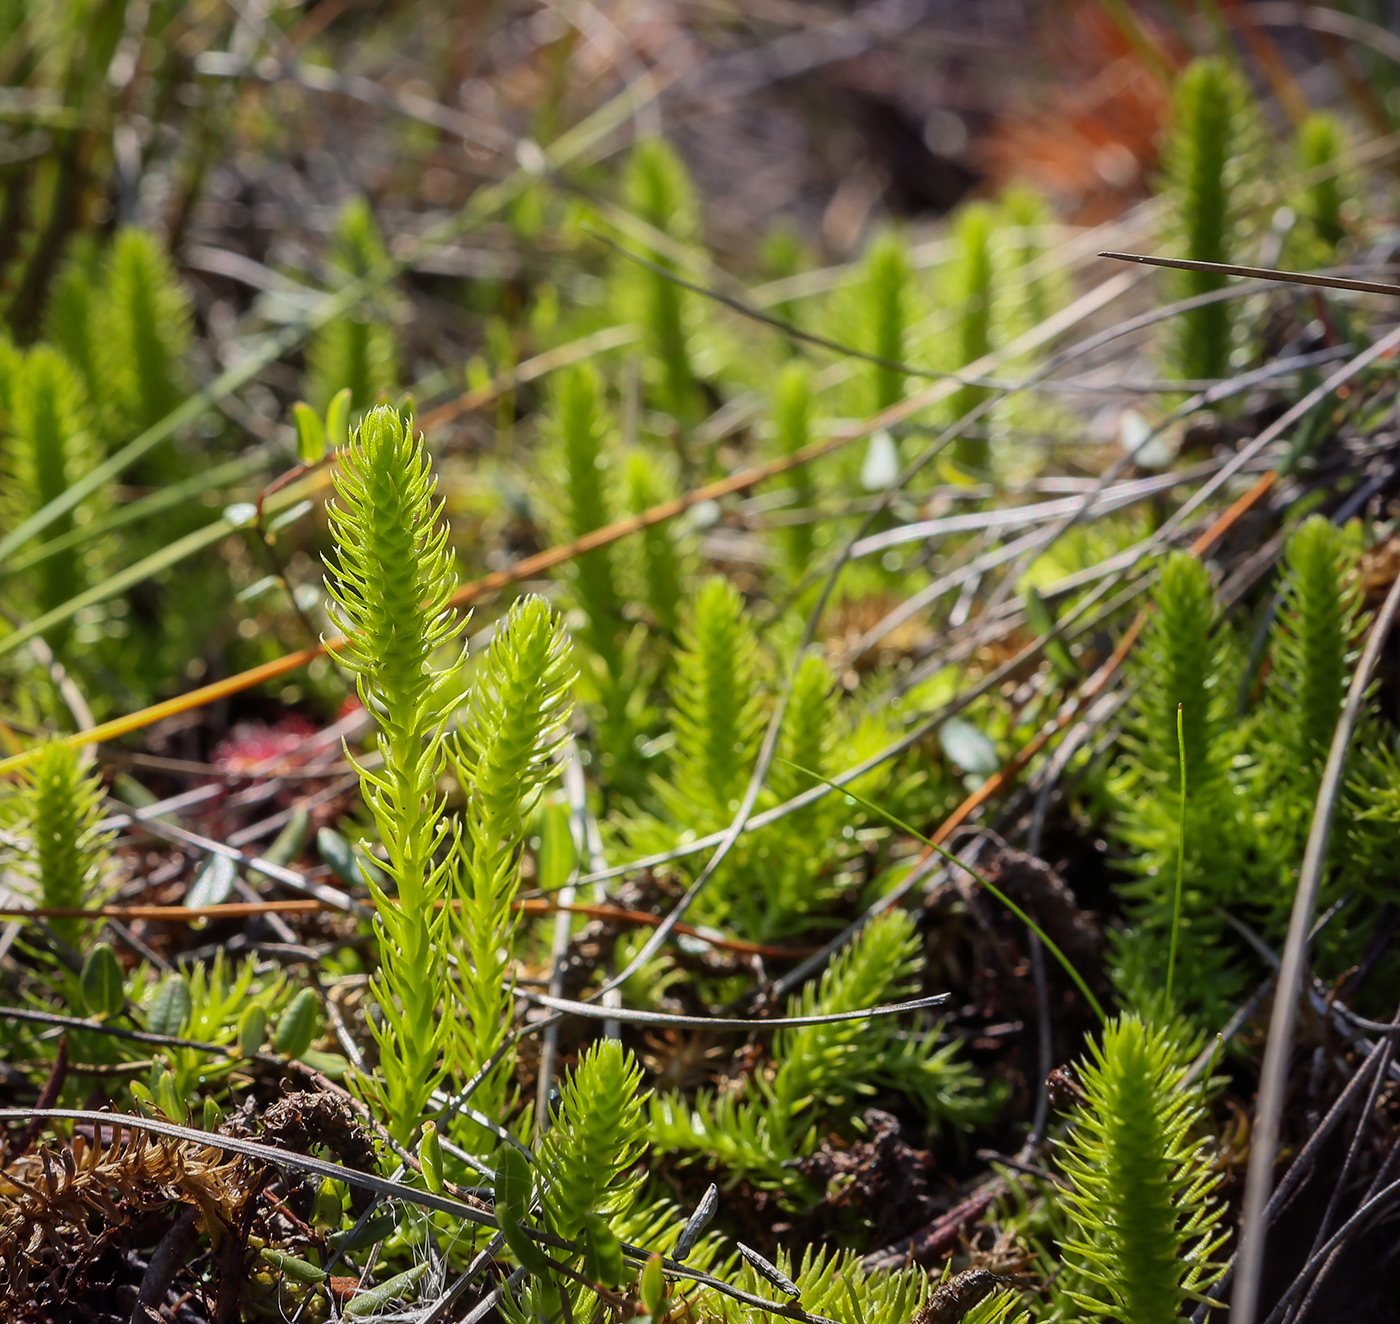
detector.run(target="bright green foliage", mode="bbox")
[543,364,624,664]
[5,230,222,704]
[1159,58,1255,382]
[0,738,111,948]
[726,650,846,939]
[639,1251,665,1314]
[766,911,923,1131]
[764,908,983,1132]
[1262,516,1362,780]
[417,1120,444,1192]
[146,972,192,1038]
[622,446,687,638]
[1124,553,1236,798]
[456,597,574,855]
[273,987,321,1058]
[2,345,100,640]
[157,951,284,1100]
[768,650,836,810]
[343,1262,430,1316]
[449,594,573,1133]
[1000,184,1062,333]
[0,1,128,335]
[536,1039,648,1238]
[759,224,810,337]
[0,333,19,418]
[307,198,400,413]
[654,576,764,831]
[1250,516,1364,926]
[1347,733,1400,900]
[324,404,465,1142]
[0,18,1358,1318]
[237,1004,267,1058]
[650,909,991,1198]
[698,1247,969,1324]
[768,362,817,578]
[43,236,103,399]
[1054,1014,1227,1324]
[94,228,193,438]
[1295,111,1350,251]
[620,138,701,420]
[540,365,651,794]
[861,230,910,417]
[623,136,698,245]
[80,942,124,1017]
[947,202,997,469]
[292,385,352,462]
[505,1041,649,1323]
[1110,552,1244,1021]
[495,1145,552,1277]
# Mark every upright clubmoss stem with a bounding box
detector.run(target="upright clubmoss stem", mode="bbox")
[323,405,464,1143]
[1167,703,1187,1008]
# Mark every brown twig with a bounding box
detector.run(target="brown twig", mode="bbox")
[0,897,813,959]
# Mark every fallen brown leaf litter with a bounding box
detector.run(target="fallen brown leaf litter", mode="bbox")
[0,1128,257,1318]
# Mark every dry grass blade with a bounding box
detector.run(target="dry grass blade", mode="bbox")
[0,1006,264,1058]
[513,988,949,1028]
[1258,1176,1400,1324]
[1232,567,1400,1324]
[1101,250,1400,297]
